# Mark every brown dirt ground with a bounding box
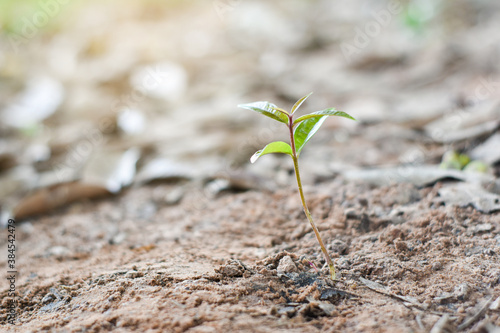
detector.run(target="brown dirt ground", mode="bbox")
[1,178,499,332]
[1,1,500,332]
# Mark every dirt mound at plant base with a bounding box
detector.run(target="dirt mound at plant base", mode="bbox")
[1,181,499,332]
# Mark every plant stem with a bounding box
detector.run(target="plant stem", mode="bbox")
[288,118,336,280]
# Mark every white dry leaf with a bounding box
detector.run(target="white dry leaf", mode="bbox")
[0,165,38,200]
[129,62,187,103]
[134,158,195,185]
[424,100,500,143]
[342,165,494,187]
[1,76,64,128]
[81,148,140,193]
[469,132,500,166]
[117,108,146,135]
[437,183,500,213]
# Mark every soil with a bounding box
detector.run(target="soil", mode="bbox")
[1,1,500,332]
[1,179,499,332]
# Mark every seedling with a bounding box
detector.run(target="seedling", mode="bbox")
[238,93,355,280]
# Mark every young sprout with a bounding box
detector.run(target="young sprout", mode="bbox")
[238,93,355,280]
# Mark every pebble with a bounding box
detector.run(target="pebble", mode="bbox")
[317,301,336,316]
[41,293,56,304]
[473,223,492,234]
[278,306,296,317]
[490,297,500,310]
[216,260,245,277]
[125,271,144,279]
[277,256,298,274]
[394,240,408,252]
[330,239,348,254]
[431,261,442,271]
[165,187,185,205]
[344,208,359,219]
[47,246,71,257]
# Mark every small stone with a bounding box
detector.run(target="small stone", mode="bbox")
[20,222,35,235]
[431,261,442,271]
[380,226,403,244]
[277,256,298,274]
[215,260,245,277]
[278,306,296,317]
[357,214,371,232]
[337,258,351,270]
[125,271,144,279]
[394,239,408,252]
[489,297,500,310]
[269,306,278,316]
[358,198,369,207]
[47,246,71,257]
[330,239,348,255]
[41,293,56,304]
[109,232,126,245]
[454,283,469,301]
[165,187,184,205]
[473,223,492,234]
[344,208,359,219]
[317,301,336,316]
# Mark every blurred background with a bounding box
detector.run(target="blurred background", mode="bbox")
[1,0,499,221]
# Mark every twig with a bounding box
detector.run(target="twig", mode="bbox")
[430,314,452,333]
[415,314,425,331]
[457,297,493,331]
[359,277,425,310]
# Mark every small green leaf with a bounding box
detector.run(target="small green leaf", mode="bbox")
[463,160,488,173]
[250,141,292,163]
[440,150,471,170]
[291,92,313,114]
[293,108,355,126]
[271,106,290,115]
[293,116,327,156]
[238,101,289,124]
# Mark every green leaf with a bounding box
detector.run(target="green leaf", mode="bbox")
[293,108,355,126]
[293,116,327,156]
[271,106,290,115]
[291,92,313,114]
[250,141,292,163]
[238,101,289,124]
